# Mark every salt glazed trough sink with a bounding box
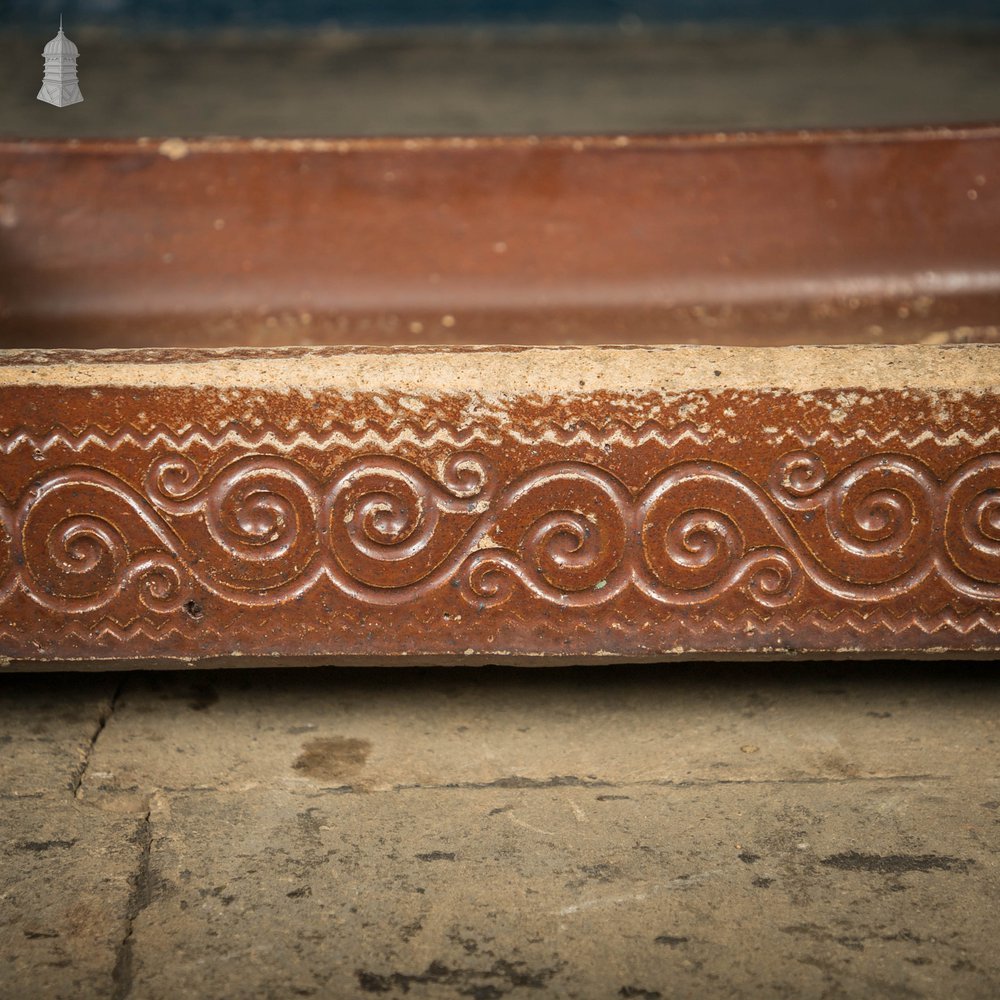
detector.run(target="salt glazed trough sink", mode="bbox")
[1,125,999,668]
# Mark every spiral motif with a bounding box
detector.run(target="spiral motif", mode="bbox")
[145,454,321,593]
[825,462,928,559]
[741,550,802,608]
[41,514,127,599]
[145,454,203,511]
[192,458,312,566]
[769,452,937,585]
[637,465,761,599]
[460,550,520,608]
[968,490,1000,557]
[663,509,742,572]
[323,452,495,577]
[522,511,606,590]
[122,554,190,614]
[438,453,495,503]
[638,504,800,607]
[640,506,741,595]
[770,451,828,502]
[772,451,930,553]
[148,453,316,561]
[329,470,436,564]
[944,457,1000,585]
[2,450,999,618]
[458,463,629,603]
[16,474,192,612]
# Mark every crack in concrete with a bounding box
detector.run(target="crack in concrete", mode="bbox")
[309,773,948,795]
[82,772,948,800]
[72,678,126,799]
[111,806,153,1000]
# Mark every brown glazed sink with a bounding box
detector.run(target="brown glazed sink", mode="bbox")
[0,126,998,667]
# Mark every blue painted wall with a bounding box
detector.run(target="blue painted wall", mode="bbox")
[4,0,999,27]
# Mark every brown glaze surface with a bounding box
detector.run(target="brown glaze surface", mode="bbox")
[0,345,998,666]
[1,127,999,350]
[2,129,999,665]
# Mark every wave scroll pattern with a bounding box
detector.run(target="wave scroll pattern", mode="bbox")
[0,451,998,615]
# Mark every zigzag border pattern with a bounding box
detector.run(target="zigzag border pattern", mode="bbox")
[27,606,1000,656]
[3,419,1000,456]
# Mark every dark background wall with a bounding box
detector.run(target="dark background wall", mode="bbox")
[4,0,1000,27]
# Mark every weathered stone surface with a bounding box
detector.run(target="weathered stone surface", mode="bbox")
[128,781,1000,999]
[0,799,145,1000]
[77,665,1000,795]
[0,674,119,798]
[2,664,999,998]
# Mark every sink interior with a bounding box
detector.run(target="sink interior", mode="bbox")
[1,130,998,351]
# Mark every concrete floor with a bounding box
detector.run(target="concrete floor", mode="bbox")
[2,663,999,999]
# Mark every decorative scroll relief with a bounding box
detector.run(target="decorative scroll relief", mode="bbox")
[0,451,998,615]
